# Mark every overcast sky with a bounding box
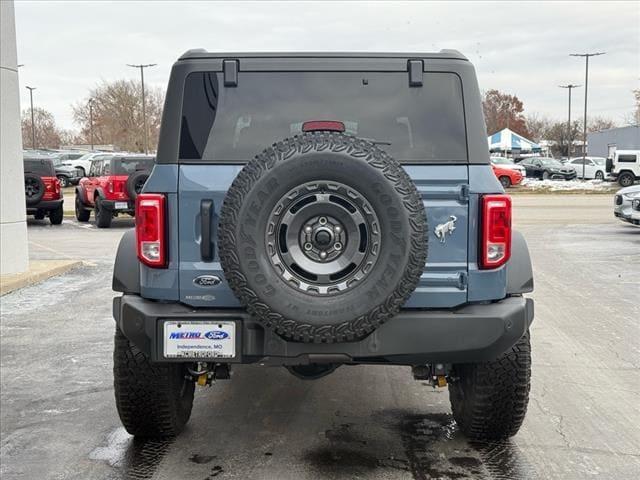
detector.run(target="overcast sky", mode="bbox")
[14,1,640,131]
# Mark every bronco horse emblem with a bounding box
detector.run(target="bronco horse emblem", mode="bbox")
[434,215,457,244]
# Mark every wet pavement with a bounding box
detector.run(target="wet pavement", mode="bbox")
[1,194,639,479]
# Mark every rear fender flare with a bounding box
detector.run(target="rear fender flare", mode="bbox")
[112,230,140,294]
[506,230,534,294]
[75,185,88,204]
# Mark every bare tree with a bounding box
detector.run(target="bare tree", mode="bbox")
[586,116,617,133]
[525,113,552,142]
[625,88,639,126]
[72,80,164,152]
[21,107,63,149]
[482,89,530,138]
[544,120,582,157]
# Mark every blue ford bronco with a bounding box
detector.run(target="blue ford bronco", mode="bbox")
[112,50,534,440]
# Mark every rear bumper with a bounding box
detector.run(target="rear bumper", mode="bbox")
[26,199,63,213]
[113,294,534,365]
[100,198,134,212]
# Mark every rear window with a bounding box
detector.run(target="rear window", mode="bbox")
[179,71,467,163]
[618,154,637,163]
[24,158,55,176]
[112,157,155,175]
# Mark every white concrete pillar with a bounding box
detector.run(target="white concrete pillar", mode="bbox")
[1,0,29,275]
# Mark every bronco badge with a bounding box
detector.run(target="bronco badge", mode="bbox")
[434,215,457,244]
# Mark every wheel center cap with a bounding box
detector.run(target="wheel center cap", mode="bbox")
[315,230,332,246]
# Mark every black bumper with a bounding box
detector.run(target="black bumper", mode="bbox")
[101,199,134,212]
[113,295,534,365]
[26,199,63,213]
[551,172,577,180]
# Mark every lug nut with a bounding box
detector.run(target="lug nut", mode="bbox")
[304,242,313,251]
[304,225,313,234]
[319,217,327,225]
[334,242,342,251]
[319,251,327,259]
[334,225,342,233]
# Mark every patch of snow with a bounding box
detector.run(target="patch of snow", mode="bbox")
[519,178,615,192]
[89,427,132,468]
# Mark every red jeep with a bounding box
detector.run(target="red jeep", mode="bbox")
[24,156,63,225]
[75,155,155,228]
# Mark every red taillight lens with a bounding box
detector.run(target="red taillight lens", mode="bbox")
[480,194,512,269]
[302,120,346,133]
[136,193,167,268]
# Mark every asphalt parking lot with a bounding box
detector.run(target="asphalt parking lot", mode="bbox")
[1,194,639,480]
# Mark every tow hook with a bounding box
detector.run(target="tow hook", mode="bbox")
[187,362,231,386]
[412,363,448,388]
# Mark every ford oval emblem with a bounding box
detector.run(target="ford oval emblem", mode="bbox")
[193,275,222,287]
[205,331,229,340]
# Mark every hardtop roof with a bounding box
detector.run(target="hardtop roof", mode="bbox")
[178,49,468,61]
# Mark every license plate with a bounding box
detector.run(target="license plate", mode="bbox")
[164,321,236,359]
[115,202,129,210]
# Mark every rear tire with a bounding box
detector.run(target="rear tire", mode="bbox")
[618,172,635,187]
[448,331,531,441]
[595,171,604,180]
[49,205,63,225]
[95,196,112,228]
[75,193,91,222]
[113,327,194,438]
[542,171,550,180]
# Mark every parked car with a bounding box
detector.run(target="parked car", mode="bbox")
[75,155,155,228]
[111,50,534,441]
[613,184,640,224]
[568,156,608,180]
[50,156,81,187]
[630,198,640,225]
[492,163,523,188]
[62,151,112,178]
[606,150,639,187]
[518,157,577,180]
[23,157,63,224]
[490,156,526,177]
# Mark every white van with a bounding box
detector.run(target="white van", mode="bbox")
[607,150,640,187]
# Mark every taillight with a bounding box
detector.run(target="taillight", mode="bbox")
[136,194,167,268]
[480,194,512,269]
[107,181,114,193]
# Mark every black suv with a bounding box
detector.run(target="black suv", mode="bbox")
[112,51,534,441]
[23,156,64,224]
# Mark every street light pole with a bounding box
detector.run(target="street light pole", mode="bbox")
[570,52,605,180]
[25,86,36,150]
[88,99,94,150]
[559,84,581,160]
[127,63,157,154]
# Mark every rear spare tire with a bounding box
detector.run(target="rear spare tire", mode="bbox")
[24,173,45,206]
[126,170,150,201]
[219,132,427,343]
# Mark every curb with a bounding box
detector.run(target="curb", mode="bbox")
[0,260,84,296]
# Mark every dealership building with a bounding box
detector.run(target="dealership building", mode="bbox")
[587,125,640,158]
